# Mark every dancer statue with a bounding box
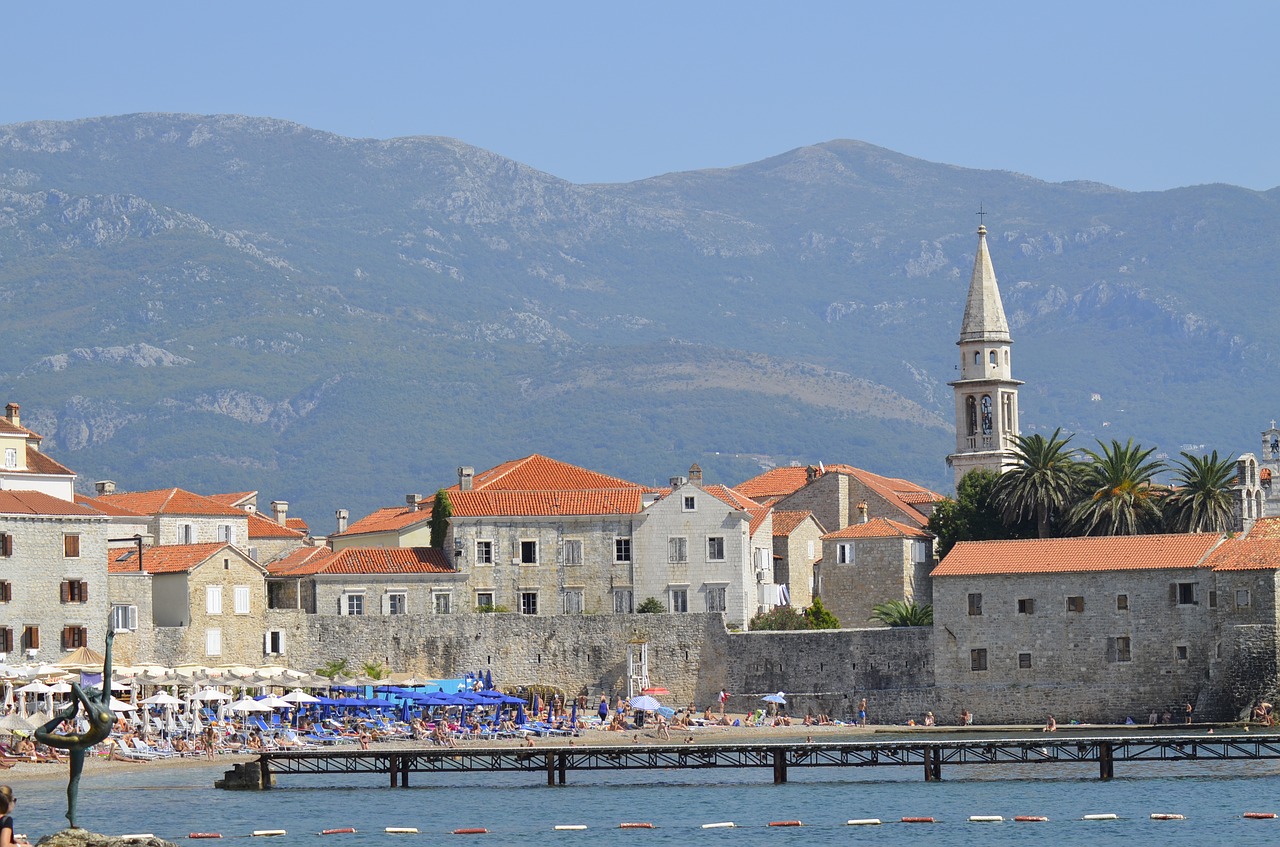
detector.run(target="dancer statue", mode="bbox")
[35,616,115,829]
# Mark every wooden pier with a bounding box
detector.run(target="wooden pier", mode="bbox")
[242,731,1280,788]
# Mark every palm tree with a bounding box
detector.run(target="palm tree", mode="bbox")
[869,600,933,627]
[1069,439,1166,535]
[994,428,1080,537]
[1163,450,1238,533]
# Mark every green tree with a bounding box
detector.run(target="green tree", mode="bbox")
[749,605,811,630]
[1069,439,1166,535]
[636,597,666,613]
[362,661,390,680]
[929,469,1031,558]
[869,600,934,627]
[1164,450,1238,533]
[994,428,1081,538]
[429,488,452,548]
[803,596,840,629]
[315,658,349,679]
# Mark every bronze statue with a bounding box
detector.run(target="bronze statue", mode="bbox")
[35,616,115,829]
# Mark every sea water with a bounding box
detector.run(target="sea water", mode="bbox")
[11,755,1280,847]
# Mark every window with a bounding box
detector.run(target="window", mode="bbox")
[1237,589,1251,608]
[707,537,725,561]
[476,540,493,564]
[683,495,696,511]
[668,536,688,563]
[807,540,815,559]
[21,625,39,650]
[111,604,138,632]
[968,593,983,616]
[911,540,930,563]
[1117,594,1129,611]
[1175,582,1197,606]
[520,592,538,616]
[562,590,584,615]
[615,537,632,562]
[0,628,11,653]
[989,351,997,365]
[61,580,89,604]
[1208,590,1218,608]
[670,589,688,613]
[385,592,407,615]
[218,524,234,543]
[1067,596,1085,613]
[264,630,286,656]
[970,648,988,671]
[205,628,222,657]
[0,581,10,602]
[177,523,194,544]
[0,532,11,557]
[1017,598,1034,614]
[434,592,452,615]
[3,448,15,468]
[706,586,727,613]
[613,590,633,614]
[233,585,251,615]
[61,626,87,649]
[1176,644,1189,661]
[344,593,365,616]
[206,585,223,615]
[1111,636,1132,663]
[63,534,80,558]
[563,539,583,566]
[1018,652,1032,669]
[475,592,495,611]
[520,540,538,565]
[836,542,855,565]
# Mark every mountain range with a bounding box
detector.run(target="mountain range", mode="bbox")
[1,113,1276,526]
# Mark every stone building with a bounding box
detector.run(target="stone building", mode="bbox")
[945,224,1022,487]
[820,515,934,628]
[770,510,825,609]
[90,486,251,548]
[0,403,77,500]
[738,463,940,535]
[329,494,435,552]
[208,492,311,563]
[0,490,111,663]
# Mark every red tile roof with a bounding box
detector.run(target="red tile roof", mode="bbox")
[76,494,147,517]
[109,542,232,574]
[286,517,310,534]
[1246,516,1280,539]
[247,510,306,540]
[735,463,943,529]
[206,491,257,508]
[1206,537,1280,571]
[0,490,100,517]
[336,505,434,537]
[314,547,454,575]
[823,517,931,540]
[97,488,246,517]
[934,533,1224,577]
[449,489,644,518]
[24,447,75,476]
[735,467,810,501]
[0,416,41,440]
[266,546,334,576]
[459,454,641,493]
[771,510,820,537]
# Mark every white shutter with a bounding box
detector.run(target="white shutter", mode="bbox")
[205,628,221,656]
[233,585,250,614]
[263,632,271,655]
[381,593,391,615]
[338,594,348,616]
[127,605,137,630]
[206,585,222,615]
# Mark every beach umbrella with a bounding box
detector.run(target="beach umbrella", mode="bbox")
[16,681,51,695]
[256,694,292,710]
[629,695,661,712]
[229,697,272,712]
[108,697,136,712]
[55,646,106,672]
[141,691,183,706]
[762,692,787,705]
[484,669,493,689]
[282,689,321,704]
[192,687,232,702]
[515,703,526,725]
[0,712,36,735]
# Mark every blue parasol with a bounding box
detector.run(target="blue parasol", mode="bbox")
[484,669,494,689]
[629,695,661,711]
[515,702,526,725]
[762,692,787,705]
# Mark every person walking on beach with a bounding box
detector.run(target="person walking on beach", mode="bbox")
[598,695,609,723]
[718,690,730,717]
[858,698,868,726]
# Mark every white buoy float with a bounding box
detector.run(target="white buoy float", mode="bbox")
[385,828,419,834]
[701,823,735,829]
[554,826,588,831]
[1082,814,1118,821]
[969,816,1003,823]
[252,831,287,837]
[846,819,882,826]
[1150,814,1185,821]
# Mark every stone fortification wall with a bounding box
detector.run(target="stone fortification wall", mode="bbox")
[1211,624,1280,720]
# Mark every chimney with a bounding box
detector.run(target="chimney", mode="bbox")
[405,493,421,512]
[806,465,818,483]
[669,476,686,489]
[335,509,349,534]
[857,502,869,523]
[271,500,288,526]
[458,467,474,492]
[4,403,18,428]
[689,463,703,486]
[95,480,116,496]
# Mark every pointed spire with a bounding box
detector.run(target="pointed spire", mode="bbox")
[959,225,1011,343]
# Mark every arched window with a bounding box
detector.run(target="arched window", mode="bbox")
[973,351,981,366]
[989,351,997,365]
[1004,350,1009,366]
[1002,394,1013,432]
[966,396,977,436]
[980,395,993,434]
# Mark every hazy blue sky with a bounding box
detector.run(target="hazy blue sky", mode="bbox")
[5,1,1275,191]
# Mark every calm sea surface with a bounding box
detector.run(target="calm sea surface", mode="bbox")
[12,754,1280,847]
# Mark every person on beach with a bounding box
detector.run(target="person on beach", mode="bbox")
[718,690,730,716]
[1042,715,1057,732]
[0,786,20,847]
[923,712,935,726]
[598,696,609,723]
[858,698,868,726]
[960,709,972,726]
[1184,702,1193,724]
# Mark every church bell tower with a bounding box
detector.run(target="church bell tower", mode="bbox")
[946,223,1022,488]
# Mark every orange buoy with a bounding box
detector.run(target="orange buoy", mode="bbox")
[1244,812,1277,819]
[453,829,489,835]
[321,829,357,835]
[1014,816,1048,822]
[189,835,223,840]
[768,821,802,827]
[901,817,935,823]
[619,823,654,829]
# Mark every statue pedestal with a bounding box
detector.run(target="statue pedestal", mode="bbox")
[36,829,177,847]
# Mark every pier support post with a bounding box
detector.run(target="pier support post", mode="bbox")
[1099,742,1114,780]
[773,749,787,784]
[390,755,399,787]
[923,748,942,781]
[546,753,555,786]
[259,756,272,790]
[558,753,567,785]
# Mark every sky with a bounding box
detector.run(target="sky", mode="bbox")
[4,1,1277,192]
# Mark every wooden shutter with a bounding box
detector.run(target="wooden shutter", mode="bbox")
[0,533,11,556]
[79,580,89,603]
[64,534,80,557]
[62,626,74,649]
[60,580,71,603]
[0,581,10,602]
[0,628,11,652]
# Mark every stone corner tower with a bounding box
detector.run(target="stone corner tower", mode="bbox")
[946,224,1023,489]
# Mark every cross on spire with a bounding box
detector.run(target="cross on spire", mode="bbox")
[976,205,986,227]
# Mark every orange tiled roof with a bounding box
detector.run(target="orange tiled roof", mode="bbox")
[0,490,100,517]
[0,416,41,440]
[286,517,310,533]
[109,542,231,574]
[335,505,434,537]
[23,447,75,476]
[267,546,334,576]
[771,510,818,537]
[97,488,246,517]
[247,510,306,540]
[934,533,1224,577]
[458,454,641,493]
[206,491,257,508]
[735,467,810,500]
[823,517,931,540]
[1246,516,1280,539]
[315,547,455,575]
[735,463,943,529]
[449,489,644,518]
[76,494,147,517]
[1207,537,1280,571]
